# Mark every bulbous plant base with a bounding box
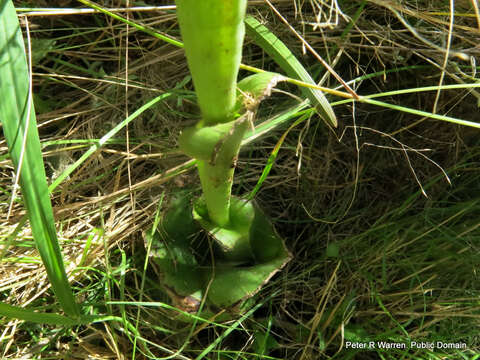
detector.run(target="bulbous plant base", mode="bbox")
[144,193,291,320]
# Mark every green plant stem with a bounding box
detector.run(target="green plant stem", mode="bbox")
[176,0,248,226]
[175,0,247,125]
[194,117,249,227]
[196,161,232,227]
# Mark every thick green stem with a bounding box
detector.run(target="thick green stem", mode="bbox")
[196,161,234,227]
[176,0,248,226]
[176,0,247,126]
[184,117,249,227]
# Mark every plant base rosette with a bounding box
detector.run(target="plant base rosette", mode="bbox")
[144,194,291,320]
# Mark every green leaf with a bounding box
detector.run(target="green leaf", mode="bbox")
[204,201,291,308]
[326,243,340,258]
[148,196,291,314]
[145,194,204,311]
[207,256,288,309]
[238,71,286,103]
[29,38,56,63]
[253,329,279,356]
[0,0,79,317]
[245,15,337,127]
[193,197,255,261]
[235,71,287,114]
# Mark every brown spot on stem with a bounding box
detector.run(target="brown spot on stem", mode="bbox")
[231,156,238,168]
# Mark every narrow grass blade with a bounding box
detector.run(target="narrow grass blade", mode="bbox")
[363,98,480,129]
[72,0,345,110]
[0,302,125,325]
[245,15,337,127]
[195,299,267,360]
[332,96,480,129]
[247,112,311,200]
[76,0,183,48]
[243,101,310,143]
[0,1,79,317]
[0,303,80,326]
[49,93,172,192]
